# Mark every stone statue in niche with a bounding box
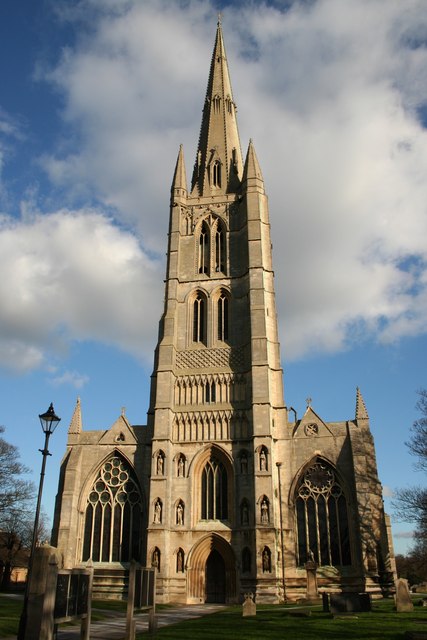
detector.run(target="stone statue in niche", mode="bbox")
[152,548,160,571]
[154,500,162,524]
[157,453,164,475]
[178,456,185,477]
[177,549,184,572]
[261,499,269,524]
[260,449,267,471]
[177,502,184,525]
[262,548,271,572]
[240,453,248,474]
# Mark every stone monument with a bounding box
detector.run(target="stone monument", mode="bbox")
[242,593,256,617]
[395,578,414,612]
[305,558,319,601]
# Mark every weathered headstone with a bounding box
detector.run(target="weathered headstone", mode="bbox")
[396,578,414,612]
[305,560,318,600]
[242,592,256,617]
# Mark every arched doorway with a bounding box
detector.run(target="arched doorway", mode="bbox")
[206,549,226,603]
[187,534,237,604]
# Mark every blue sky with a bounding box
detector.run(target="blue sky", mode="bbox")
[1,0,427,555]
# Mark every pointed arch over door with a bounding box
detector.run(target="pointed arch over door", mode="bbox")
[186,534,237,604]
[294,457,352,567]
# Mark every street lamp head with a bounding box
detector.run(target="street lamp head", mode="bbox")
[39,403,61,434]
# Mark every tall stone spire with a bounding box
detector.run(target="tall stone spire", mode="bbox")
[355,386,369,420]
[190,20,243,197]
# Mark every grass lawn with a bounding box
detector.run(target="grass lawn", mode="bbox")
[137,599,427,640]
[0,595,23,637]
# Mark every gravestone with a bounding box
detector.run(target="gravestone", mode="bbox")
[396,578,414,612]
[242,593,256,617]
[305,560,318,600]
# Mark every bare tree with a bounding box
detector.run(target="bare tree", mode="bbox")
[0,426,36,590]
[393,390,427,533]
[0,426,34,515]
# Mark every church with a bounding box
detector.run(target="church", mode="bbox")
[51,21,396,604]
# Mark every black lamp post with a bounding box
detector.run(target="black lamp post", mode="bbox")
[18,403,61,640]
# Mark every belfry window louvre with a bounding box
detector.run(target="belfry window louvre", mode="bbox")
[82,455,142,563]
[295,459,351,567]
[201,458,228,520]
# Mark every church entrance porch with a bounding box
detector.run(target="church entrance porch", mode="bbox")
[187,534,237,604]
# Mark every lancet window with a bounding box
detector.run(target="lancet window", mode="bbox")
[201,458,228,520]
[212,160,221,187]
[193,292,206,344]
[81,455,142,563]
[195,215,227,277]
[217,290,229,341]
[198,222,209,274]
[295,459,352,567]
[214,224,225,273]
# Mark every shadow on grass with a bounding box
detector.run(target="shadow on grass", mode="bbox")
[136,599,427,640]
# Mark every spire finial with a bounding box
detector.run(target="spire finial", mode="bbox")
[218,12,222,26]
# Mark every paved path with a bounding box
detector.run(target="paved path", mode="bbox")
[56,604,226,639]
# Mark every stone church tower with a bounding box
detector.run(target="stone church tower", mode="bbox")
[51,22,396,604]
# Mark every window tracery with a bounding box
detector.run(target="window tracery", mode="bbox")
[81,455,142,563]
[201,458,228,520]
[295,459,352,567]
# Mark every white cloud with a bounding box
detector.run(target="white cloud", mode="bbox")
[382,485,394,498]
[3,0,427,370]
[49,369,90,389]
[0,209,162,372]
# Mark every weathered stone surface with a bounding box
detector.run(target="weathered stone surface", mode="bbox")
[396,578,414,612]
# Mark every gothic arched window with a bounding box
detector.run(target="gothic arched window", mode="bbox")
[213,160,221,187]
[201,458,228,520]
[82,455,142,563]
[193,292,206,344]
[198,222,209,274]
[295,459,352,567]
[217,291,229,342]
[214,224,225,273]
